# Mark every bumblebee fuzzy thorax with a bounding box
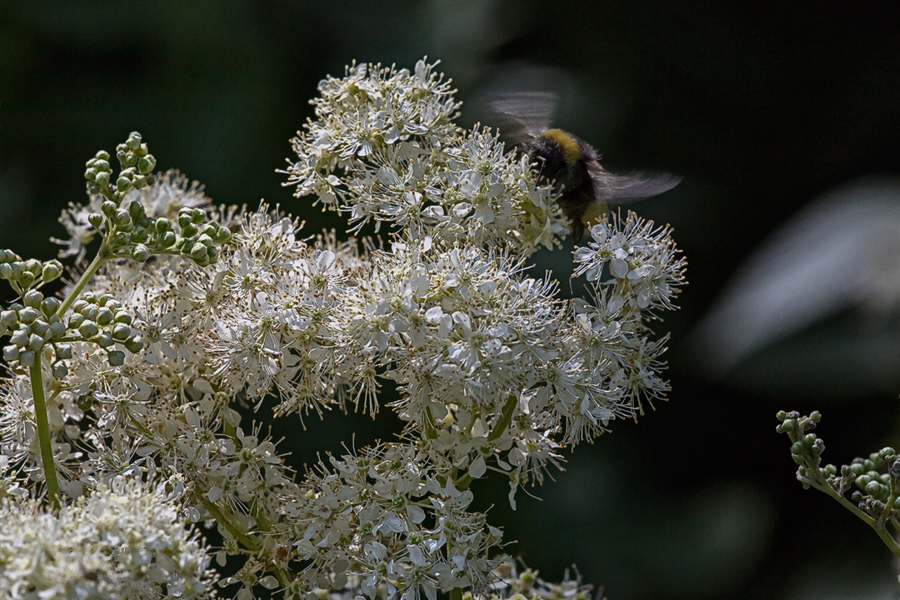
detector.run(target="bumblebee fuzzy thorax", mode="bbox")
[521,129,600,241]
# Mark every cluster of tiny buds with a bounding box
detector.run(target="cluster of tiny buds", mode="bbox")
[842,448,900,517]
[1,289,143,371]
[92,200,230,266]
[0,249,63,295]
[82,132,231,266]
[778,410,900,521]
[776,410,825,477]
[84,131,156,200]
[2,290,67,370]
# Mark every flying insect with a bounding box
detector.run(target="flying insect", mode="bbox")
[489,92,681,241]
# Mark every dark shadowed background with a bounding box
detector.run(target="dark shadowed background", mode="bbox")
[2,2,900,599]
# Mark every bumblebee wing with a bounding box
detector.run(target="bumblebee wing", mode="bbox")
[487,92,558,142]
[588,162,682,201]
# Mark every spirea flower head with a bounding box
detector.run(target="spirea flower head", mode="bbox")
[0,474,216,599]
[285,59,566,255]
[1,57,686,600]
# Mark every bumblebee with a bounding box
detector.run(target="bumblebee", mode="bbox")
[489,92,681,241]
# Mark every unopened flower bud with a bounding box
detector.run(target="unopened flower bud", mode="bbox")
[96,307,114,326]
[112,323,132,341]
[23,290,43,308]
[131,244,150,262]
[125,335,144,353]
[42,261,63,283]
[18,350,34,367]
[88,213,104,229]
[107,350,126,366]
[51,362,68,378]
[17,307,38,324]
[79,322,100,338]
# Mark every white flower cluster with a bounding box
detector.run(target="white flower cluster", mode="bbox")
[284,59,567,254]
[0,474,215,599]
[0,58,685,599]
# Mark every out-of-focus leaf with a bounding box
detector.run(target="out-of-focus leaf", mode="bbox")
[690,177,900,382]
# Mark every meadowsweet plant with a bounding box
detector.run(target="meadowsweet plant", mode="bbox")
[0,58,686,599]
[777,411,900,572]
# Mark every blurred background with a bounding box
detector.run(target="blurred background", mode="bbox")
[2,2,900,598]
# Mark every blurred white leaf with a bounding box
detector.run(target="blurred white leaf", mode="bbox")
[691,176,900,378]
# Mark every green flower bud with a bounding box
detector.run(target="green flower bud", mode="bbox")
[112,323,132,341]
[3,345,19,361]
[138,154,156,174]
[96,307,114,326]
[81,305,98,321]
[84,167,98,182]
[155,218,171,233]
[130,227,148,244]
[42,262,63,283]
[126,132,142,151]
[67,313,84,329]
[206,246,219,264]
[128,201,146,219]
[160,231,177,248]
[865,481,883,496]
[30,321,48,337]
[0,310,16,327]
[88,213,104,229]
[79,321,100,338]
[95,171,110,188]
[181,223,198,238]
[25,259,42,276]
[96,332,114,348]
[114,209,131,228]
[135,143,149,157]
[101,200,117,217]
[124,336,144,353]
[107,350,126,366]
[114,311,133,325]
[48,321,66,339]
[116,176,133,194]
[56,345,72,360]
[17,307,38,324]
[190,243,208,261]
[28,334,43,351]
[18,350,34,367]
[111,232,130,249]
[177,210,192,229]
[10,330,28,347]
[95,150,110,161]
[132,174,148,189]
[0,264,11,279]
[131,244,151,262]
[18,271,35,288]
[51,362,68,378]
[23,290,44,308]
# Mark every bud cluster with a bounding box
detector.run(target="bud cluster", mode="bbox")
[84,131,157,201]
[778,410,900,525]
[79,133,232,266]
[1,288,143,371]
[0,249,63,295]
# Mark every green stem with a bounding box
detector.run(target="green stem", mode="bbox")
[487,394,518,443]
[200,497,262,552]
[30,355,61,509]
[812,474,900,558]
[57,245,108,318]
[449,588,463,600]
[423,406,438,440]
